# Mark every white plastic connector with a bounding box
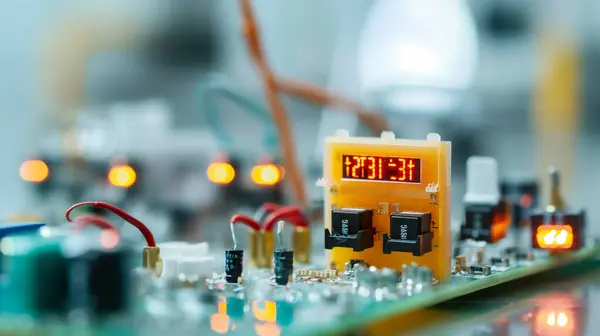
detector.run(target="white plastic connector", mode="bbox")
[464,156,500,205]
[158,242,212,279]
[158,241,209,259]
[161,258,180,279]
[177,257,214,282]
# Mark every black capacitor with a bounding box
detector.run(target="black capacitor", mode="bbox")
[31,245,70,316]
[86,248,131,317]
[225,249,243,284]
[274,249,294,286]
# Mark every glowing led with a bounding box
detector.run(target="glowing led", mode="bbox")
[557,312,568,327]
[108,165,137,188]
[207,162,235,185]
[251,164,282,186]
[210,313,230,334]
[100,230,120,249]
[546,312,556,326]
[20,160,49,183]
[536,225,574,249]
[252,300,277,323]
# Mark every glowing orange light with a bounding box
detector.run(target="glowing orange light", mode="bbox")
[255,323,281,336]
[207,162,235,185]
[217,296,227,314]
[251,164,283,186]
[100,230,120,249]
[536,225,574,249]
[342,155,421,183]
[20,160,49,183]
[108,165,137,188]
[210,313,231,334]
[534,310,574,335]
[252,300,277,323]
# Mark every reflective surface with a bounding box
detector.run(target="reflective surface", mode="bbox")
[409,262,600,336]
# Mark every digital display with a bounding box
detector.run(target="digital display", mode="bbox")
[342,155,421,183]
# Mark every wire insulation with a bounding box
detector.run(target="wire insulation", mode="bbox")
[263,206,309,232]
[72,214,118,232]
[230,214,262,231]
[197,74,279,152]
[240,0,308,206]
[65,201,156,247]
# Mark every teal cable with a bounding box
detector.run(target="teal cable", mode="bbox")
[197,74,279,153]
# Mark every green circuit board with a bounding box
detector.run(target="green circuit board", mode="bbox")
[0,241,598,336]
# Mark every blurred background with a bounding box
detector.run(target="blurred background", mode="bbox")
[0,0,599,245]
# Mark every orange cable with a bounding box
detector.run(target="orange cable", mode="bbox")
[240,0,308,206]
[239,0,391,206]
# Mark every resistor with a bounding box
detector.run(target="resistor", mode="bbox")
[273,221,293,286]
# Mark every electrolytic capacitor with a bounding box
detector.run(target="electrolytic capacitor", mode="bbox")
[86,247,131,316]
[273,221,293,286]
[274,249,293,286]
[225,249,243,284]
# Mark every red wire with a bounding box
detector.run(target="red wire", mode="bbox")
[263,206,308,232]
[230,214,261,231]
[261,202,282,213]
[72,214,118,232]
[65,201,156,247]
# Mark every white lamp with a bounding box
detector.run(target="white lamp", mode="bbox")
[358,0,478,114]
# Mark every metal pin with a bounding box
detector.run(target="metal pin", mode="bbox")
[230,223,238,250]
[548,166,564,211]
[277,221,285,250]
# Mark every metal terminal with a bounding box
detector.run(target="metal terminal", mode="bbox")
[468,265,492,276]
[292,226,311,264]
[455,255,467,273]
[142,246,162,276]
[548,166,565,212]
[417,267,433,289]
[277,221,285,250]
[344,262,353,278]
[249,230,274,268]
[379,268,398,292]
[490,257,510,267]
[516,252,534,261]
[230,223,238,250]
[476,248,485,265]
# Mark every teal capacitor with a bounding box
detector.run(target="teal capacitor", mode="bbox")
[2,235,69,316]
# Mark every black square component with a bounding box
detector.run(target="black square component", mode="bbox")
[390,212,431,240]
[331,208,373,236]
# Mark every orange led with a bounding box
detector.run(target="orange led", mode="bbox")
[210,313,231,334]
[252,300,277,323]
[255,323,281,336]
[250,164,283,186]
[536,225,574,249]
[20,160,49,183]
[207,162,236,185]
[534,310,574,335]
[108,165,137,188]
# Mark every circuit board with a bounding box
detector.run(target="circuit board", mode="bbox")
[0,239,598,336]
[0,131,596,336]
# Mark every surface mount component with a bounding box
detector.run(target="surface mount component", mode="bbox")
[323,130,451,280]
[460,157,511,243]
[383,212,433,256]
[326,208,375,251]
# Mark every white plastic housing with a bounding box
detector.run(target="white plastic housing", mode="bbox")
[464,156,500,205]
